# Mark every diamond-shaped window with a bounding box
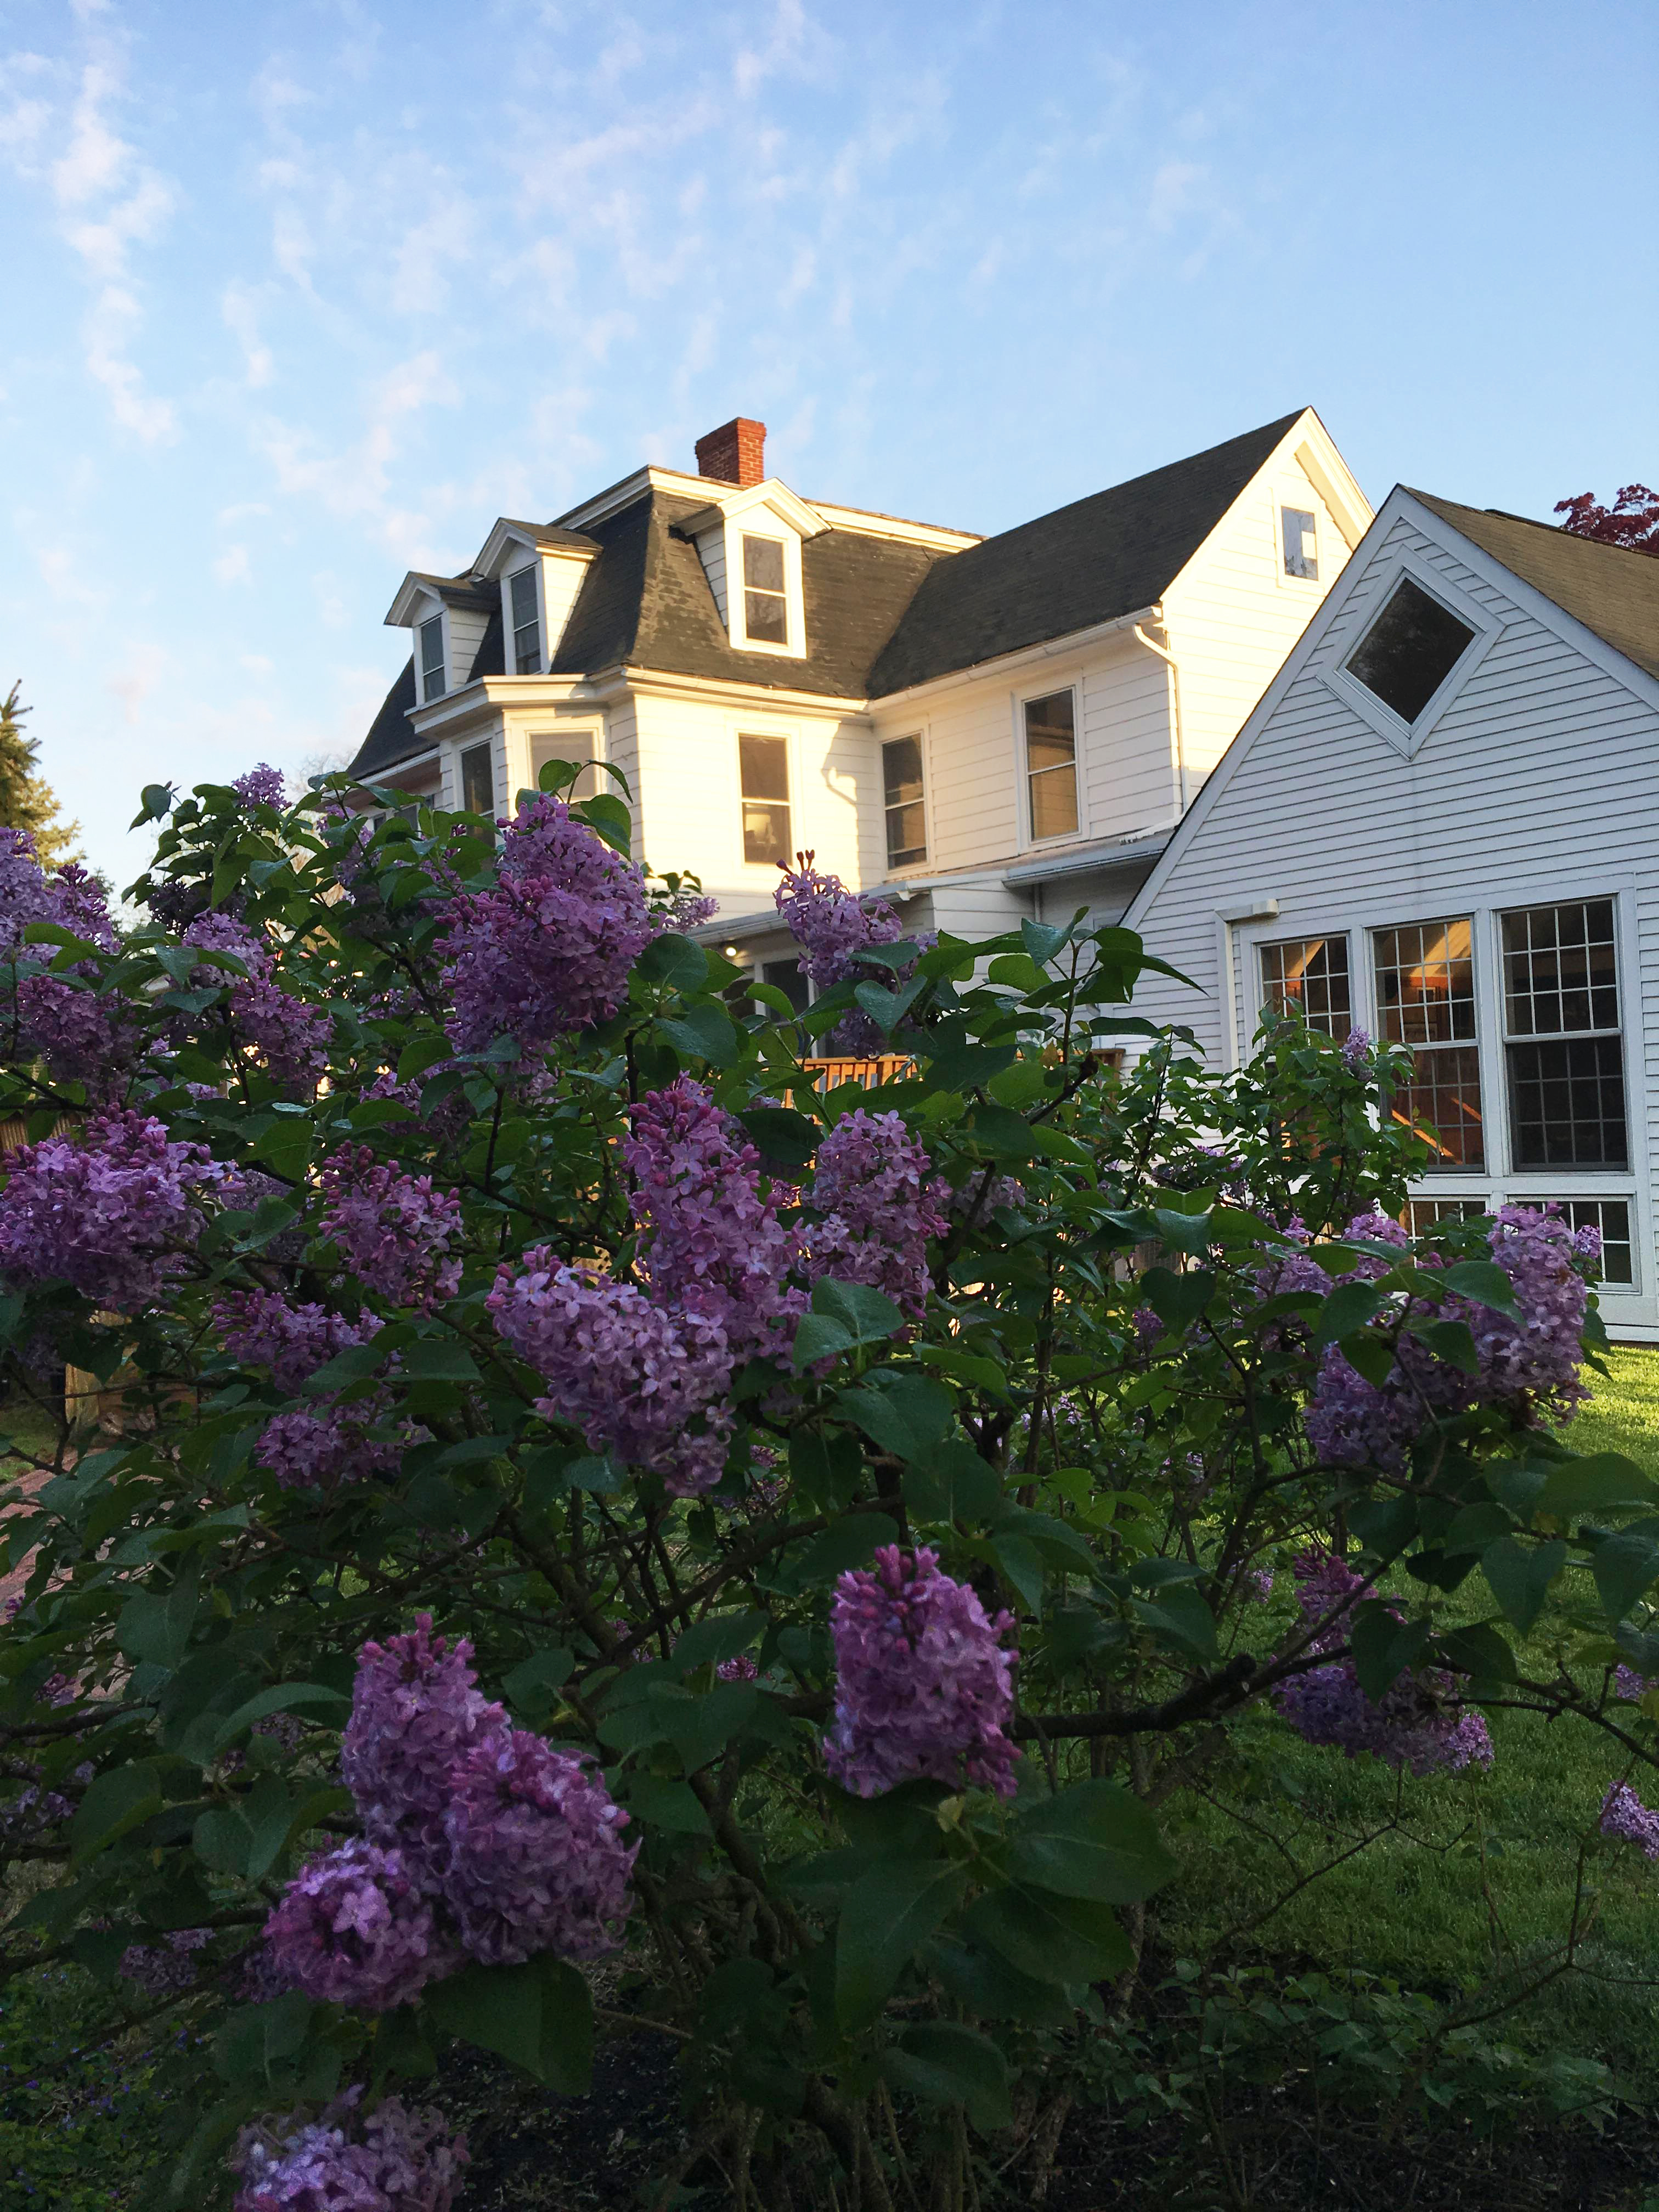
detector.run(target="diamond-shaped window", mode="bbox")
[1346,577,1476,725]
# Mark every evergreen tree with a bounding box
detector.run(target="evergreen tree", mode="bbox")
[0,682,81,866]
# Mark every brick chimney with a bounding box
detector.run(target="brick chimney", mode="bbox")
[695,416,766,487]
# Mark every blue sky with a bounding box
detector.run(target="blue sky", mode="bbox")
[3,0,1655,886]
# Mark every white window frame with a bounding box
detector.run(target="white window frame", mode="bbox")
[881,731,929,874]
[1321,556,1500,760]
[521,725,605,806]
[1017,679,1083,849]
[735,725,797,874]
[418,613,447,704]
[1274,494,1322,590]
[507,564,543,676]
[734,528,803,656]
[1235,877,1648,1302]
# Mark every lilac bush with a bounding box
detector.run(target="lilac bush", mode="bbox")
[0,766,1641,2212]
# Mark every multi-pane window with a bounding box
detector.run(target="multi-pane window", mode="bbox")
[419,617,446,703]
[742,536,788,647]
[460,743,495,818]
[529,732,597,802]
[1501,900,1626,1167]
[1282,507,1318,581]
[1373,918,1483,1168]
[1528,1197,1634,1286]
[762,956,809,1013]
[509,567,541,675]
[1407,1197,1489,1232]
[882,736,926,870]
[1346,578,1475,725]
[1260,934,1351,1039]
[1025,689,1078,840]
[739,733,792,866]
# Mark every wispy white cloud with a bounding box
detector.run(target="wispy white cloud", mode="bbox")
[223,286,275,387]
[214,545,252,585]
[107,640,166,725]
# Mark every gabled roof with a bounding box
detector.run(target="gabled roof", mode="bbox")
[1407,492,1659,683]
[866,409,1310,697]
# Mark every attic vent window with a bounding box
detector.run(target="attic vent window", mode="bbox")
[509,567,541,675]
[1346,577,1475,725]
[1282,506,1318,580]
[419,616,446,703]
[742,535,788,647]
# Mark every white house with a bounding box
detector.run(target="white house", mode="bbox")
[348,409,1370,1006]
[1121,490,1659,1336]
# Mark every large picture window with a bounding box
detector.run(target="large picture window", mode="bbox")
[1024,689,1077,841]
[739,733,792,867]
[1501,900,1627,1167]
[1260,934,1351,1039]
[882,736,926,870]
[1373,918,1483,1169]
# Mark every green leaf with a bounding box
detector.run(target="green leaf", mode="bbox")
[991,1531,1047,1615]
[737,1106,821,1170]
[786,1513,900,1592]
[964,1103,1037,1160]
[424,1954,592,2092]
[1314,1282,1385,1347]
[116,1576,199,1670]
[71,1764,165,1865]
[206,1681,351,1757]
[636,932,708,992]
[574,791,633,857]
[1412,1317,1481,1375]
[837,1374,955,1464]
[1482,1535,1567,1634]
[962,1885,1132,1985]
[398,1341,482,1383]
[836,1858,967,2027]
[1007,1780,1176,1905]
[1535,1454,1657,1519]
[1441,1259,1519,1313]
[793,1279,903,1370]
[672,1612,766,1673]
[1140,1265,1215,1332]
[193,1805,255,1876]
[1434,1623,1518,1684]
[904,1439,1003,1523]
[501,1646,574,1719]
[659,1005,738,1066]
[301,1340,389,1396]
[619,1773,713,1835]
[1128,1583,1216,1661]
[1592,1525,1659,1622]
[882,2022,1013,2135]
[1348,1602,1432,1702]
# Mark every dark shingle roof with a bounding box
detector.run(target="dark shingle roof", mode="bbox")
[866,411,1307,697]
[1409,492,1659,684]
[495,519,601,554]
[354,657,420,780]
[404,572,496,613]
[349,410,1313,775]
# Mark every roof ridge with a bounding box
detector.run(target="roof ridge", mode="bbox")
[1407,488,1659,567]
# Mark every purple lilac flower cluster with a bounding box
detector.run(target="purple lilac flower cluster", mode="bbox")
[232,2088,467,2212]
[774,854,925,1054]
[117,1927,212,1997]
[1615,1666,1650,1703]
[826,1546,1020,1799]
[623,1077,805,1362]
[1274,1548,1494,1776]
[1307,1205,1596,1472]
[319,1148,464,1309]
[1600,1781,1659,1859]
[263,1617,635,2011]
[232,763,288,809]
[0,830,137,1091]
[487,1254,735,1497]
[439,795,655,1054]
[181,910,332,1092]
[214,1289,402,1490]
[661,884,719,932]
[803,1109,949,1323]
[0,1111,221,1310]
[1340,1025,1374,1069]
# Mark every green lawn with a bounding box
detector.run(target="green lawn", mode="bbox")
[1161,1346,1659,2081]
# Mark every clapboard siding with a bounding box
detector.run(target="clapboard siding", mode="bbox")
[630,691,872,915]
[1125,500,1659,1333]
[1163,444,1358,786]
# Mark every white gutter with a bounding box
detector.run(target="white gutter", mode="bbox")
[1000,828,1172,891]
[1132,622,1188,815]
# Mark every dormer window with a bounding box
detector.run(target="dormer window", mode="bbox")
[742,535,789,647]
[509,567,541,675]
[419,616,446,702]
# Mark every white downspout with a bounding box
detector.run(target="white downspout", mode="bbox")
[1133,620,1188,816]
